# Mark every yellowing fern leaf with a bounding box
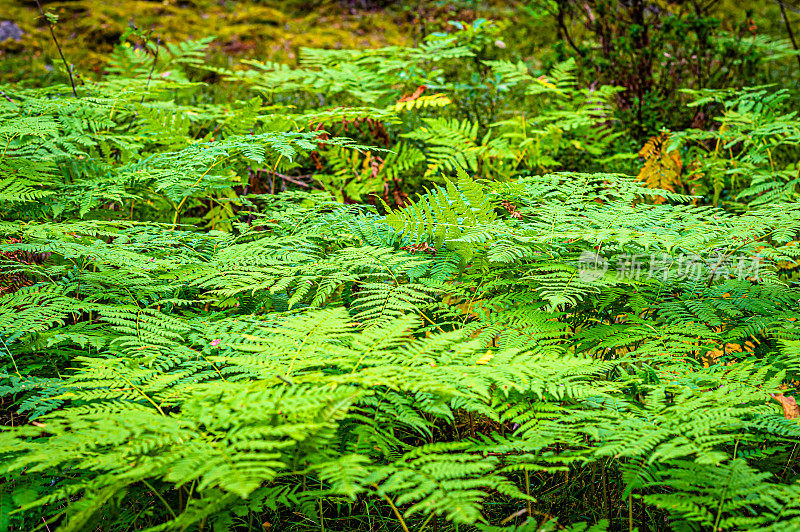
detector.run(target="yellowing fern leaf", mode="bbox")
[636,132,683,203]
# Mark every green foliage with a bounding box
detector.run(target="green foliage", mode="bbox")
[1,12,800,532]
[670,86,800,209]
[540,0,800,138]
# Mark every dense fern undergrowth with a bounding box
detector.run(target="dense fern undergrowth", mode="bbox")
[2,12,800,532]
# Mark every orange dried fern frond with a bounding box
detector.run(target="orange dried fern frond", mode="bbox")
[636,132,683,203]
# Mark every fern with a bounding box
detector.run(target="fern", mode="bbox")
[2,26,800,532]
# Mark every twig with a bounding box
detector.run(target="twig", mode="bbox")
[500,508,528,525]
[781,442,798,480]
[279,174,309,188]
[270,172,314,188]
[276,374,294,385]
[142,35,161,103]
[35,0,77,97]
[556,0,586,58]
[779,0,800,72]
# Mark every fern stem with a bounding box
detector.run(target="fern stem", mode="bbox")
[712,467,734,532]
[286,319,325,376]
[628,492,633,532]
[371,485,409,532]
[417,308,446,334]
[0,134,17,164]
[524,469,533,519]
[141,479,178,521]
[602,462,612,528]
[103,360,166,416]
[781,443,798,481]
[460,277,486,327]
[418,512,435,531]
[171,156,228,230]
[0,336,20,377]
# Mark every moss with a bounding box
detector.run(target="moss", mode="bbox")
[1,0,546,85]
[0,0,418,83]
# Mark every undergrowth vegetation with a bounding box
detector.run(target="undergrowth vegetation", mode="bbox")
[1,2,800,531]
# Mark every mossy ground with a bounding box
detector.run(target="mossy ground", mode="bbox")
[1,0,417,83]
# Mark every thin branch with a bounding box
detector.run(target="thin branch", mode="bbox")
[779,0,800,72]
[556,1,586,58]
[35,0,77,97]
[142,35,161,103]
[277,173,311,188]
[779,0,800,15]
